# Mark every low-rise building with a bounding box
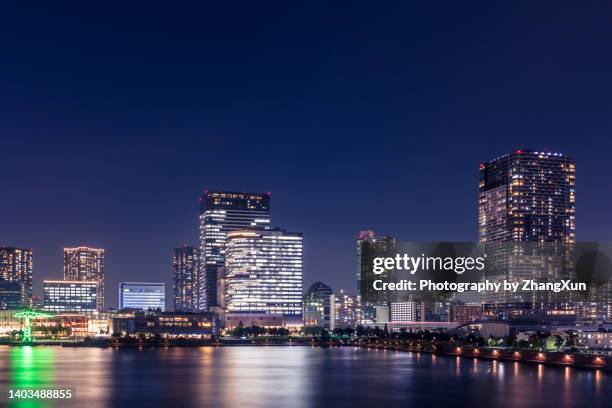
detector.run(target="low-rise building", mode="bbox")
[112,311,219,338]
[450,303,481,323]
[0,310,21,336]
[390,302,418,323]
[224,313,284,329]
[577,329,612,350]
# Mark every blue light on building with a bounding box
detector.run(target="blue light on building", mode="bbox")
[119,282,166,311]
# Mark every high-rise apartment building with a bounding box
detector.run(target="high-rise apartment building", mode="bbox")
[330,290,362,330]
[225,229,303,323]
[479,150,576,304]
[479,150,575,244]
[173,246,199,312]
[303,281,333,328]
[43,280,98,313]
[199,191,271,311]
[64,247,105,311]
[0,247,33,307]
[119,282,166,311]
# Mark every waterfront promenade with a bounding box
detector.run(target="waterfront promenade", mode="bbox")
[2,336,610,372]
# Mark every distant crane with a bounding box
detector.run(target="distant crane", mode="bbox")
[15,310,54,343]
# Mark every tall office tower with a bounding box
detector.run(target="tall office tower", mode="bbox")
[225,229,303,324]
[356,231,397,323]
[64,247,105,311]
[330,290,362,330]
[479,150,576,303]
[303,281,333,328]
[0,247,33,307]
[199,191,271,311]
[173,246,199,312]
[43,280,98,313]
[119,282,166,311]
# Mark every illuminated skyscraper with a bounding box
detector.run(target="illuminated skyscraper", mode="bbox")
[479,150,575,244]
[0,247,33,307]
[43,280,98,313]
[173,246,199,312]
[64,247,105,311]
[199,191,271,311]
[225,229,303,324]
[303,281,333,328]
[356,231,397,322]
[119,282,166,311]
[479,150,576,304]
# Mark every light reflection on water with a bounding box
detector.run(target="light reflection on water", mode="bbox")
[0,346,609,407]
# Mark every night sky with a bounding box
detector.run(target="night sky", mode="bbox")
[2,2,612,308]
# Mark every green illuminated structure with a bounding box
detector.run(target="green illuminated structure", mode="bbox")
[15,310,53,343]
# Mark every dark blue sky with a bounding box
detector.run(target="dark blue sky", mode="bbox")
[1,2,612,308]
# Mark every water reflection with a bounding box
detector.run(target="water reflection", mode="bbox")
[0,346,609,407]
[6,346,55,408]
[215,347,308,408]
[594,369,601,398]
[9,347,55,388]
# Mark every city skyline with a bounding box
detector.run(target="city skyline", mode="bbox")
[2,5,612,309]
[0,146,605,309]
[2,4,612,406]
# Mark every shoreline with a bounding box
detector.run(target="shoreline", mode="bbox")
[2,339,610,372]
[355,342,612,372]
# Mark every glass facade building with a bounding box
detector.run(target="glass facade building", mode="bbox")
[43,280,98,313]
[356,231,397,323]
[64,247,105,311]
[119,282,166,311]
[225,229,303,322]
[0,247,33,307]
[199,191,271,311]
[173,246,199,312]
[0,279,21,310]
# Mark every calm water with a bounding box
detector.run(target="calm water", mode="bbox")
[0,345,609,407]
